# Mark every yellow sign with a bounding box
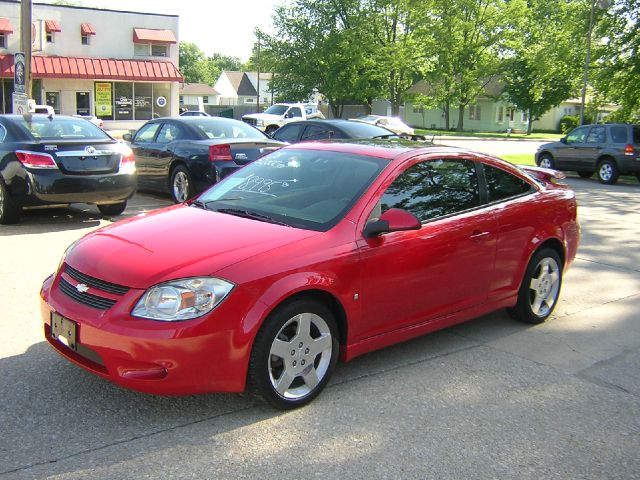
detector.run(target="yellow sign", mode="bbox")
[95,82,112,116]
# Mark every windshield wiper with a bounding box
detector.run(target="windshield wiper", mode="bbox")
[216,208,289,226]
[372,134,400,139]
[190,199,209,209]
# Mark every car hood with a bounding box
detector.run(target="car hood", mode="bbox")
[538,140,563,150]
[65,205,320,288]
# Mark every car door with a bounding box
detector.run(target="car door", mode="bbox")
[558,126,590,169]
[150,122,189,190]
[580,125,606,170]
[354,158,497,341]
[130,122,162,189]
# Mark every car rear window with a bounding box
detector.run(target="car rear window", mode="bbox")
[17,116,110,140]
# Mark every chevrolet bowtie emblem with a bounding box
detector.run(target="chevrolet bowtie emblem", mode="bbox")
[76,283,89,293]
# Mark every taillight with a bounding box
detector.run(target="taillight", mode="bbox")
[624,144,634,156]
[15,150,58,169]
[119,145,136,174]
[209,144,232,161]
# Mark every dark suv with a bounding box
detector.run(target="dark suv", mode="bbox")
[535,123,640,185]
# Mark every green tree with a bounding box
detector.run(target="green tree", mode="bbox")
[593,0,640,121]
[178,42,214,84]
[502,0,586,134]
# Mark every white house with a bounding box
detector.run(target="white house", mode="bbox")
[214,70,273,106]
[179,82,219,111]
[0,1,183,128]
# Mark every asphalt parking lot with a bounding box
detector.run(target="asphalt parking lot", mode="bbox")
[1,175,639,479]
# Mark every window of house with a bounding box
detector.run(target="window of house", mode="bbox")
[46,32,54,43]
[496,106,504,123]
[0,33,7,48]
[151,44,168,57]
[81,34,90,45]
[244,98,256,104]
[134,43,149,56]
[413,106,424,114]
[203,96,209,104]
[521,111,529,123]
[469,105,481,121]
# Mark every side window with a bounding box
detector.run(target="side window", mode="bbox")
[273,124,304,143]
[0,124,6,142]
[156,123,185,144]
[566,126,589,144]
[289,107,302,118]
[380,159,480,222]
[301,125,330,140]
[586,126,605,143]
[134,123,160,143]
[609,126,628,144]
[484,164,533,203]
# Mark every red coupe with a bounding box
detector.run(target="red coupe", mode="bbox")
[40,141,580,409]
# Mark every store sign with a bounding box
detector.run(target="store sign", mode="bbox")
[95,82,112,116]
[14,53,26,94]
[12,92,28,114]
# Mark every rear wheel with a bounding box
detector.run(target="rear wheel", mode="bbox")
[0,180,21,224]
[509,248,562,324]
[97,201,127,217]
[597,159,619,185]
[170,165,193,203]
[247,299,339,410]
[577,171,594,179]
[538,153,555,169]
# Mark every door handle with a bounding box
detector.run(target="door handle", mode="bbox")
[470,231,491,242]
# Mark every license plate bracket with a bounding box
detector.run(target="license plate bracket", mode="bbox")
[51,313,78,351]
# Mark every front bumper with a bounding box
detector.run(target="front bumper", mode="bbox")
[40,269,259,395]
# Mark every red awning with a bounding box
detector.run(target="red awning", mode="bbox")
[45,20,62,33]
[81,23,96,35]
[0,17,14,33]
[132,28,176,44]
[0,54,183,82]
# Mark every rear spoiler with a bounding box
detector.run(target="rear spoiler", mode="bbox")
[519,165,567,183]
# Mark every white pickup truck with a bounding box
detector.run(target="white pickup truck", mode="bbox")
[242,103,325,135]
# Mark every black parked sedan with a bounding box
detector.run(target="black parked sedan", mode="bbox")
[0,114,136,224]
[125,117,284,203]
[271,119,401,143]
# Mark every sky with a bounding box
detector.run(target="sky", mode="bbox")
[41,0,283,61]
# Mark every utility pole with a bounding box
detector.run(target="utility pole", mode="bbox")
[256,41,260,112]
[20,0,32,99]
[579,0,608,126]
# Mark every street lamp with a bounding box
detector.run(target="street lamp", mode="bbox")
[579,0,609,125]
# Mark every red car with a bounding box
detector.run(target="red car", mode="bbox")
[40,141,580,409]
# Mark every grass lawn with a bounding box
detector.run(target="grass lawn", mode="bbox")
[500,154,536,166]
[416,129,563,141]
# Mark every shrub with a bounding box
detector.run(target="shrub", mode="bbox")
[558,115,579,134]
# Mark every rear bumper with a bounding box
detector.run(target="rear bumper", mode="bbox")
[25,169,136,206]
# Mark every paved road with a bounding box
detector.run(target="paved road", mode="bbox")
[1,178,639,479]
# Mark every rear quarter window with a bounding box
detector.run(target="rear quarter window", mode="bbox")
[609,126,628,144]
[484,164,533,203]
[633,126,640,144]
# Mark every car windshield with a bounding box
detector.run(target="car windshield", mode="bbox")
[198,148,387,231]
[357,115,379,123]
[190,118,268,139]
[264,105,289,115]
[17,116,110,140]
[342,121,397,138]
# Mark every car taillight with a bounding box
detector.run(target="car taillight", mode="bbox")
[119,146,136,174]
[624,144,634,156]
[209,144,232,161]
[15,151,58,169]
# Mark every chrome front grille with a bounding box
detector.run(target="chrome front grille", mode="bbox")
[58,265,130,310]
[59,277,117,310]
[243,118,257,126]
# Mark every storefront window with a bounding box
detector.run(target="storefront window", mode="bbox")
[115,83,133,120]
[134,83,153,120]
[46,91,60,114]
[153,83,171,118]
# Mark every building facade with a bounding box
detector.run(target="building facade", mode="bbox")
[0,1,182,128]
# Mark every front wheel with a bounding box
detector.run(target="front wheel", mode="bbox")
[537,153,555,170]
[170,165,193,203]
[247,299,339,410]
[0,180,21,224]
[509,248,563,324]
[97,201,127,217]
[597,159,619,185]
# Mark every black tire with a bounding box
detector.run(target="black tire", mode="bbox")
[596,158,619,185]
[577,171,594,179]
[97,201,127,217]
[170,165,193,203]
[247,298,339,410]
[508,248,563,324]
[537,153,555,170]
[265,125,279,136]
[0,180,21,224]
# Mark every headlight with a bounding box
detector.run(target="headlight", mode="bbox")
[132,277,234,321]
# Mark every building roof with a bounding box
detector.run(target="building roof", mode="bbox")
[0,54,183,81]
[222,71,257,96]
[180,83,219,95]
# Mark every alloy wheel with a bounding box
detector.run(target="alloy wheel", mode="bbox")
[599,163,613,182]
[528,256,560,317]
[172,171,190,203]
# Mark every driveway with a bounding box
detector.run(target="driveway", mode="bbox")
[1,179,639,479]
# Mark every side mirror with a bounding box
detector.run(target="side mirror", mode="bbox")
[560,137,567,144]
[122,132,132,142]
[363,208,421,238]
